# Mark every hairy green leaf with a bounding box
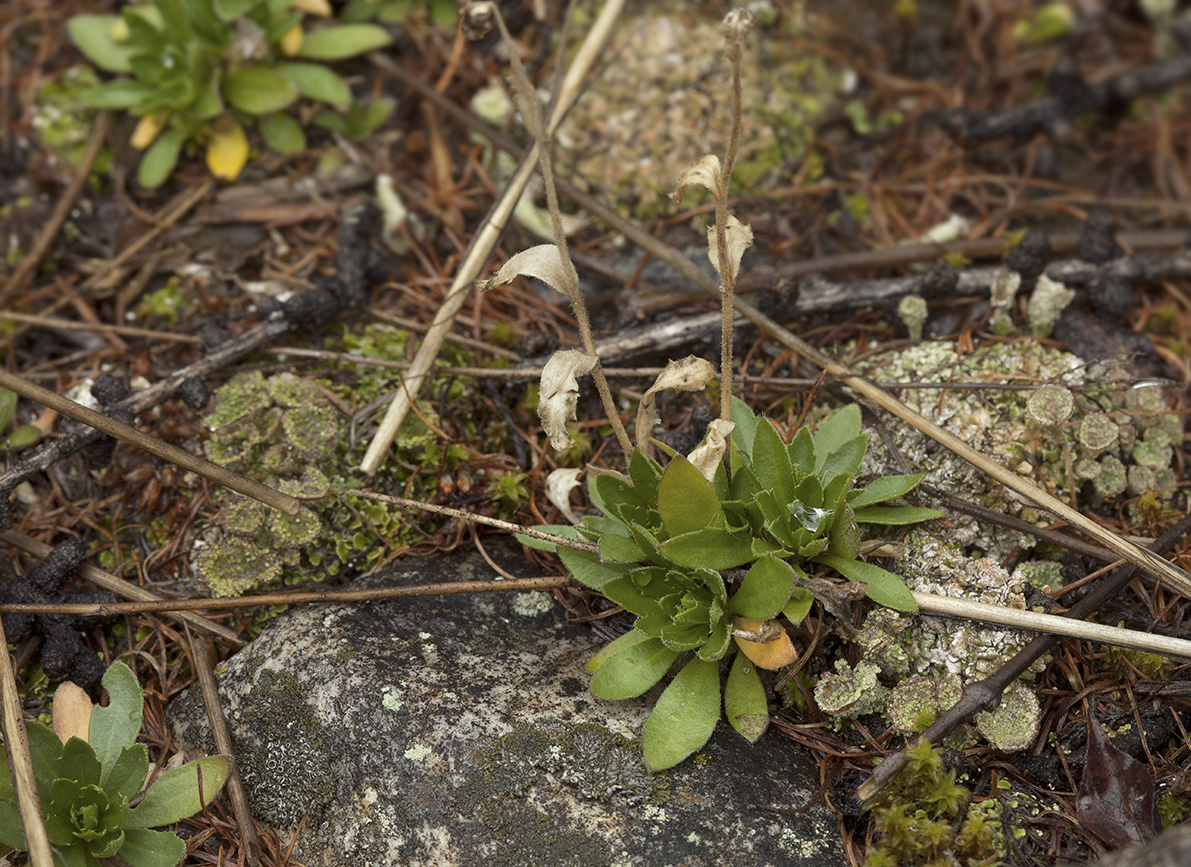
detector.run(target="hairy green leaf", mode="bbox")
[728,555,795,620]
[643,657,720,770]
[589,636,678,700]
[90,661,144,786]
[852,505,943,525]
[849,473,927,508]
[725,651,769,743]
[117,827,187,867]
[124,757,229,829]
[815,554,917,611]
[660,529,753,570]
[138,127,182,188]
[729,396,759,454]
[223,68,299,114]
[259,112,306,154]
[273,62,351,107]
[585,629,653,674]
[296,23,392,60]
[68,16,136,72]
[657,456,723,536]
[812,404,862,470]
[751,419,794,505]
[557,545,626,589]
[781,586,814,623]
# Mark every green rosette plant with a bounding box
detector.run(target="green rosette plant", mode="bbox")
[0,661,229,867]
[530,399,941,770]
[67,0,393,186]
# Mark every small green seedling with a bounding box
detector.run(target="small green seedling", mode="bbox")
[0,661,229,867]
[68,0,392,186]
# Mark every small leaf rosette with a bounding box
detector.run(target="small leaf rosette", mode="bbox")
[529,398,942,769]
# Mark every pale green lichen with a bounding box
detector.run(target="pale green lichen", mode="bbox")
[974,683,1041,751]
[1027,275,1076,337]
[898,295,928,341]
[814,659,887,717]
[1026,384,1073,426]
[886,674,962,734]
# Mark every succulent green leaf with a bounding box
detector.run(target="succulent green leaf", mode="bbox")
[820,435,868,481]
[602,570,665,618]
[595,473,652,526]
[90,661,143,786]
[697,618,732,661]
[657,456,724,536]
[659,529,753,570]
[725,651,769,743]
[259,112,306,154]
[214,0,257,20]
[557,546,626,589]
[273,62,351,107]
[598,532,648,564]
[124,757,229,829]
[59,737,102,789]
[138,127,182,188]
[728,555,795,620]
[812,405,862,471]
[223,68,299,115]
[154,0,190,44]
[0,799,26,850]
[4,424,40,451]
[727,463,761,502]
[815,554,917,611]
[729,396,759,453]
[585,629,653,674]
[852,505,942,525]
[659,622,709,651]
[589,637,678,700]
[751,419,795,504]
[80,80,156,110]
[787,426,816,474]
[296,23,392,60]
[117,826,187,867]
[68,16,136,72]
[642,657,721,770]
[849,473,927,508]
[515,524,577,552]
[26,720,64,803]
[781,586,814,624]
[626,450,663,505]
[107,745,151,804]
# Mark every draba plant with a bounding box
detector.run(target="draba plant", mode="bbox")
[0,661,229,867]
[67,0,392,186]
[472,1,940,769]
[527,400,940,769]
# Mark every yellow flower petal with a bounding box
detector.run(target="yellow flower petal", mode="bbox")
[279,24,304,56]
[291,0,331,15]
[733,616,798,670]
[206,119,249,181]
[130,113,168,151]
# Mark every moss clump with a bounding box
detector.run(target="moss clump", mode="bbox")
[865,739,1002,867]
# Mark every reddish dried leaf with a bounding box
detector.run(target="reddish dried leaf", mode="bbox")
[1075,716,1160,849]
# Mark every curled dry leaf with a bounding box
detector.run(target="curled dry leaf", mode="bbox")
[733,616,798,670]
[687,418,735,483]
[635,356,717,447]
[477,244,579,298]
[539,350,597,451]
[52,681,94,745]
[1076,715,1160,849]
[546,468,584,525]
[707,215,754,284]
[670,154,723,206]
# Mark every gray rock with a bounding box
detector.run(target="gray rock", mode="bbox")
[169,540,844,866]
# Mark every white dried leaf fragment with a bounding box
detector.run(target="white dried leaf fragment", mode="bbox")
[707,215,754,284]
[545,468,584,525]
[539,349,597,451]
[670,154,723,205]
[635,355,717,447]
[477,244,578,296]
[687,419,735,483]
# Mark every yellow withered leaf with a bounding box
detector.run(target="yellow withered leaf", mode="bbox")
[279,24,304,56]
[130,113,168,151]
[733,616,798,670]
[52,681,94,745]
[206,119,249,181]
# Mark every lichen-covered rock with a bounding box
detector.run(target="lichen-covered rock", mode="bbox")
[169,541,843,867]
[856,340,1184,561]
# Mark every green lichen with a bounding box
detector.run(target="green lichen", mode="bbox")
[973,683,1041,752]
[814,659,887,717]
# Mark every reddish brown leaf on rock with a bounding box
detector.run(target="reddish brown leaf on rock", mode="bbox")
[1076,715,1160,849]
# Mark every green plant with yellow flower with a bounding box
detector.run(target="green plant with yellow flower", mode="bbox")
[67,0,394,187]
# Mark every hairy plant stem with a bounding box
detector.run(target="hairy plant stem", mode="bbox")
[492,7,633,457]
[715,37,745,423]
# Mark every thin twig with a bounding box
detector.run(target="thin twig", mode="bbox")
[0,111,112,308]
[359,0,629,474]
[0,575,573,615]
[0,369,299,516]
[858,508,1191,802]
[0,530,240,645]
[0,311,201,344]
[0,617,53,867]
[184,625,261,867]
